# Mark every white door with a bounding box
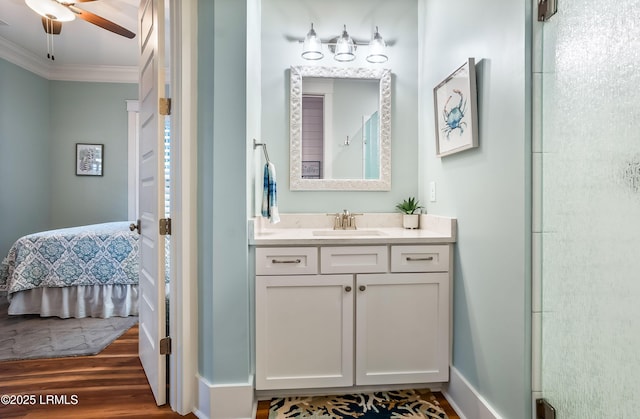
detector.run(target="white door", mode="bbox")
[137,0,167,406]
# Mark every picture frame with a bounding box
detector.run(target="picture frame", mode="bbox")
[433,58,479,157]
[301,161,321,179]
[76,143,103,176]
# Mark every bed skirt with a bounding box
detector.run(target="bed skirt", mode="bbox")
[7,284,138,319]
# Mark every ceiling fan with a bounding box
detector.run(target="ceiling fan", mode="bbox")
[25,0,136,39]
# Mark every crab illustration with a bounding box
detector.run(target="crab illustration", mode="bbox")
[442,89,467,138]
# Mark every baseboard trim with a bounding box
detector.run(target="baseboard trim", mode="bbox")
[195,375,255,419]
[443,367,502,419]
[256,382,444,401]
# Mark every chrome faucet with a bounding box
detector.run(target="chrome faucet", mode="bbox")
[327,209,362,230]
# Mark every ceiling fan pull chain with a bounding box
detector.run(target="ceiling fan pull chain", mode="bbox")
[42,18,55,61]
[45,19,51,60]
[45,20,49,59]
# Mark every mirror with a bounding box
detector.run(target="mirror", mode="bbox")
[289,66,391,190]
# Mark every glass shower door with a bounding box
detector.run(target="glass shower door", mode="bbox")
[538,0,640,417]
[363,111,380,179]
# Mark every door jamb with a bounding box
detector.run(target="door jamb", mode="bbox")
[167,0,198,415]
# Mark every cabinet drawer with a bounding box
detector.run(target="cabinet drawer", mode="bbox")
[320,246,388,274]
[256,247,318,275]
[391,245,449,272]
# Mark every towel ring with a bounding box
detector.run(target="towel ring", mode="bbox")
[253,139,270,163]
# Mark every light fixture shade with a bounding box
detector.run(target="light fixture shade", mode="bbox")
[25,0,76,22]
[302,23,323,60]
[334,25,355,62]
[366,27,388,63]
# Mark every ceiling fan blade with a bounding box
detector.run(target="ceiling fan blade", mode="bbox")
[41,16,62,35]
[66,4,135,39]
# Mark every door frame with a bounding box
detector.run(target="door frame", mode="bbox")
[128,1,198,414]
[166,0,198,415]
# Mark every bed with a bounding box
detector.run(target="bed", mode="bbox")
[0,222,139,319]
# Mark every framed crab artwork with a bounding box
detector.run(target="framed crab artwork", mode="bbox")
[433,58,479,157]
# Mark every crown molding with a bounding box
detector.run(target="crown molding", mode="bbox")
[0,36,137,83]
[49,64,138,83]
[0,36,48,78]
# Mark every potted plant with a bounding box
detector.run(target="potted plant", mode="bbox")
[395,197,423,229]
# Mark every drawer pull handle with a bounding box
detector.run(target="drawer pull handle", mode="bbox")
[271,258,302,264]
[345,286,352,292]
[359,285,366,292]
[406,256,434,261]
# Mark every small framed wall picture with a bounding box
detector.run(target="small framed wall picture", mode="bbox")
[433,58,479,157]
[76,143,104,176]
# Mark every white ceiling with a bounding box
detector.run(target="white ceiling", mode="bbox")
[0,0,139,80]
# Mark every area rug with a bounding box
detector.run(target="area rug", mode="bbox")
[0,299,138,361]
[269,389,449,419]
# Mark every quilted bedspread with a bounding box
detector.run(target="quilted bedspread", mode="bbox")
[0,222,139,294]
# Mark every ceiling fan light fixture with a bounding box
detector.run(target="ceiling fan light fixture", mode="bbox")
[25,0,75,22]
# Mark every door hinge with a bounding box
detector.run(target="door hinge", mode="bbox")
[538,0,557,22]
[160,336,172,355]
[159,97,172,115]
[159,218,171,235]
[536,398,556,419]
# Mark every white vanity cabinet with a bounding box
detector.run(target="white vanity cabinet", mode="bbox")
[255,244,451,391]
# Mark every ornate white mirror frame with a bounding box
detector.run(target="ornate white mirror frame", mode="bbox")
[289,66,392,191]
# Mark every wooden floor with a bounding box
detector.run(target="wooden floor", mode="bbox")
[256,391,460,419]
[0,324,460,419]
[0,325,195,419]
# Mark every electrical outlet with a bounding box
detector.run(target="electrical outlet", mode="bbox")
[429,181,436,202]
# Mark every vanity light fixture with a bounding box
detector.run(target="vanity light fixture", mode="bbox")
[300,23,389,64]
[301,23,324,60]
[333,25,356,62]
[366,27,388,63]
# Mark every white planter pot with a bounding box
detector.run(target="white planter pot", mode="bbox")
[402,214,419,229]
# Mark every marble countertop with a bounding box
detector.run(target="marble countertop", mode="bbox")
[250,213,457,246]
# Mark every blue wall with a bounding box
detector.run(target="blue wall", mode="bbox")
[0,59,51,257]
[48,81,136,228]
[0,58,136,257]
[259,0,420,214]
[419,0,532,418]
[198,0,251,384]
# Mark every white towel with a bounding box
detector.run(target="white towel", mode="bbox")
[261,162,280,224]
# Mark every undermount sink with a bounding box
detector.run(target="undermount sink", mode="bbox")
[312,229,386,237]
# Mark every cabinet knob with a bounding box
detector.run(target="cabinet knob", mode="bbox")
[345,286,352,292]
[359,285,366,292]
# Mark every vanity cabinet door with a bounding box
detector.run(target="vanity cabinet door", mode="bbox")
[355,272,449,385]
[255,274,354,390]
